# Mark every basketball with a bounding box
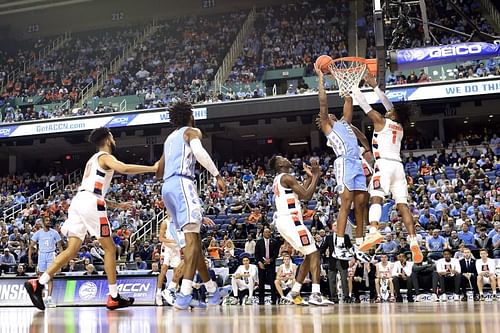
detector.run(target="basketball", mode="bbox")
[315,55,333,74]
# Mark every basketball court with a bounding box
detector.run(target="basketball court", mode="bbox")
[4,303,499,333]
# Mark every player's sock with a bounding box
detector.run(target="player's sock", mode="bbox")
[109,284,118,298]
[167,281,177,290]
[368,204,382,226]
[355,238,363,246]
[312,284,320,294]
[408,235,416,242]
[204,280,217,293]
[156,288,162,294]
[39,273,51,285]
[291,282,302,294]
[336,236,345,247]
[180,279,194,295]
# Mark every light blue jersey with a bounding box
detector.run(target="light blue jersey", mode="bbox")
[32,229,61,253]
[163,127,196,180]
[32,228,61,272]
[326,121,366,192]
[326,120,360,159]
[162,126,203,231]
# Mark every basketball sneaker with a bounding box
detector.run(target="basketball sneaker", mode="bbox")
[358,232,384,252]
[162,288,176,306]
[351,245,371,263]
[410,239,423,263]
[308,293,327,306]
[285,292,308,306]
[334,243,353,261]
[189,298,207,310]
[206,287,224,306]
[224,296,239,305]
[24,279,45,310]
[106,294,134,310]
[45,296,56,308]
[279,296,293,305]
[174,293,193,310]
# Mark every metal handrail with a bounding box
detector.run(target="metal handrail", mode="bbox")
[130,209,165,246]
[213,8,257,94]
[0,32,71,95]
[77,20,158,108]
[2,189,44,220]
[49,179,65,196]
[67,169,82,185]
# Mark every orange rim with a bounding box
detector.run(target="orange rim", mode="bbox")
[331,57,377,76]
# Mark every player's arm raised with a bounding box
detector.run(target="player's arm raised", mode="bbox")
[184,128,227,196]
[281,159,320,201]
[314,63,332,134]
[100,154,158,174]
[351,73,386,130]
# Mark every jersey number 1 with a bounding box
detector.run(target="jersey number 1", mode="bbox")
[392,131,397,144]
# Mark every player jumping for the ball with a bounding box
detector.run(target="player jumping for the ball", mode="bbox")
[352,74,423,263]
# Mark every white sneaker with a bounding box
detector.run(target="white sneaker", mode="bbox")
[308,293,327,306]
[46,297,56,308]
[334,243,353,261]
[351,245,371,263]
[162,288,176,306]
[439,294,447,302]
[156,292,163,306]
[243,295,253,305]
[453,294,460,302]
[432,294,439,302]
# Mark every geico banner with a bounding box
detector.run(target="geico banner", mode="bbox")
[0,107,207,139]
[391,41,500,70]
[353,78,500,105]
[52,275,157,306]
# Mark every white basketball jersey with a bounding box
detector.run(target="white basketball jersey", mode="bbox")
[372,119,403,162]
[280,263,296,276]
[377,262,392,278]
[273,173,302,218]
[79,152,114,197]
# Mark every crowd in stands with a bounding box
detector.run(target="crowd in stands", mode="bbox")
[225,0,349,87]
[97,12,247,108]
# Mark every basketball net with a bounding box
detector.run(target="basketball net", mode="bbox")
[330,57,368,98]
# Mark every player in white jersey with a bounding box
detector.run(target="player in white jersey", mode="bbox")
[352,75,423,263]
[315,64,367,260]
[228,254,259,305]
[25,127,158,311]
[270,155,327,306]
[375,254,395,302]
[156,101,227,310]
[274,252,297,304]
[476,248,497,301]
[156,215,185,306]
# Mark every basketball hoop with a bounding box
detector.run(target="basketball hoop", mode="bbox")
[330,57,377,98]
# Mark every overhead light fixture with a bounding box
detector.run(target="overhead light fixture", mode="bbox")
[241,134,255,138]
[289,141,308,146]
[463,120,468,124]
[489,115,494,118]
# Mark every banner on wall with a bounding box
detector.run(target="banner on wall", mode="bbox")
[353,78,500,106]
[0,275,157,306]
[390,41,500,70]
[0,107,207,139]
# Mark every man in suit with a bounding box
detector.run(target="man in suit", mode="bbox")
[255,227,279,305]
[320,226,350,303]
[459,247,479,301]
